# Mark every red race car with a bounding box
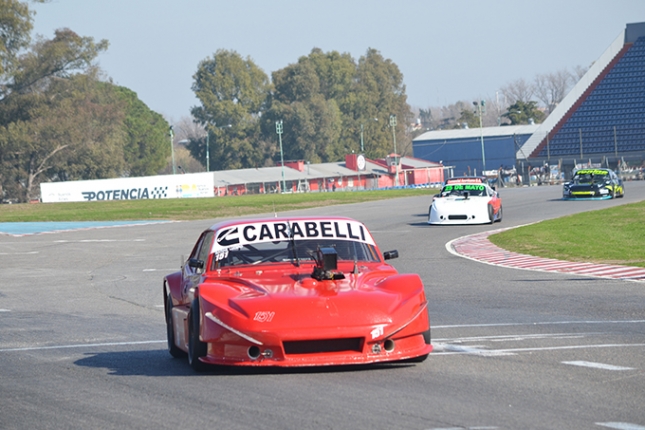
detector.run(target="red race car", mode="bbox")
[164,216,432,371]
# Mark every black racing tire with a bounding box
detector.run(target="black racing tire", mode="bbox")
[165,290,186,358]
[188,298,209,372]
[611,188,616,199]
[488,205,494,224]
[427,206,432,224]
[496,205,503,223]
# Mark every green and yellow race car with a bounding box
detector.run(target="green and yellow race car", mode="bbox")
[562,168,625,200]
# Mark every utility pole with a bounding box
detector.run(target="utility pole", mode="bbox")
[169,126,176,175]
[473,101,486,173]
[389,115,398,186]
[276,120,286,192]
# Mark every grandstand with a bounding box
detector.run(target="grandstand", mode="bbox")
[413,22,644,182]
[520,22,645,175]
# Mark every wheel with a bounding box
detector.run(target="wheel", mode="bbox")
[611,187,616,199]
[188,298,209,372]
[165,290,186,358]
[427,206,432,224]
[496,206,503,223]
[488,205,494,224]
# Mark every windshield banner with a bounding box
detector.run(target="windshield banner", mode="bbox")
[212,219,375,252]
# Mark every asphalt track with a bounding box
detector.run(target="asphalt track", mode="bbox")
[1,182,644,430]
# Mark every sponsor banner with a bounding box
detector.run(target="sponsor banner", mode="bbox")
[212,219,375,253]
[40,173,215,203]
[444,184,485,191]
[575,169,609,176]
[446,177,483,184]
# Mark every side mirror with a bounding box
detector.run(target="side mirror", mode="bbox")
[383,250,399,260]
[188,258,204,270]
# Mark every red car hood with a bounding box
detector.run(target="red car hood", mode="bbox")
[198,264,426,340]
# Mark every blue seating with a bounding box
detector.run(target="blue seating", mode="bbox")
[537,36,645,157]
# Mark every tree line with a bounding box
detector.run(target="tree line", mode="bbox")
[0,0,169,202]
[418,66,586,131]
[185,47,411,172]
[0,0,585,202]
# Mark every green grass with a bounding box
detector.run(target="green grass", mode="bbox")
[489,200,645,268]
[0,188,435,222]
[3,189,644,268]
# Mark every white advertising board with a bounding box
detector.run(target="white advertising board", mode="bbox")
[40,173,215,203]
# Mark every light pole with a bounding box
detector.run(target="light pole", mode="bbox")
[359,118,378,153]
[389,115,399,186]
[276,120,286,193]
[389,114,397,154]
[169,126,176,175]
[205,129,209,172]
[473,100,486,174]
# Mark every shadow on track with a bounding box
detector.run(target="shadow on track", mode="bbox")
[74,349,417,376]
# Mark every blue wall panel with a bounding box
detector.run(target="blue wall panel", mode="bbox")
[413,134,532,176]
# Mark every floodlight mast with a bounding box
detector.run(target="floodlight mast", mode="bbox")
[474,101,486,173]
[276,120,286,192]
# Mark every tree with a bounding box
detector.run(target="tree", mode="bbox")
[2,73,126,201]
[455,104,480,129]
[572,65,588,80]
[502,100,545,125]
[0,0,34,80]
[350,48,411,158]
[5,28,108,99]
[418,108,433,130]
[266,95,342,163]
[534,69,574,114]
[500,78,535,106]
[0,16,113,202]
[265,49,348,163]
[190,49,272,170]
[112,85,170,176]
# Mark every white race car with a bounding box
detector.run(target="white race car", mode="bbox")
[428,177,502,225]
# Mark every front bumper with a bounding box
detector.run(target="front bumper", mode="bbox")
[200,306,432,367]
[428,201,491,225]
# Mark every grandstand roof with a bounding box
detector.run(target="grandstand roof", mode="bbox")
[414,124,539,142]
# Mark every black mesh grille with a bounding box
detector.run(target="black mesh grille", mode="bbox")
[448,215,468,220]
[283,338,363,354]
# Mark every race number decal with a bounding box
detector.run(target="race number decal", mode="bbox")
[254,311,275,323]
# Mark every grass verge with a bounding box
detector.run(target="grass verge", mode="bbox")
[3,189,643,269]
[489,200,645,268]
[0,188,435,222]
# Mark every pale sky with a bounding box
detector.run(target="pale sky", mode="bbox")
[30,0,644,123]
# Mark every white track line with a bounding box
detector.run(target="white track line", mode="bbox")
[563,361,633,371]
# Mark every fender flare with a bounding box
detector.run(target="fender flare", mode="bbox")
[164,271,183,304]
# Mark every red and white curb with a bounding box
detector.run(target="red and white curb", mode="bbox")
[447,228,645,283]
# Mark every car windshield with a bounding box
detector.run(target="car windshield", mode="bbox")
[212,238,380,269]
[573,171,609,185]
[441,184,487,197]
